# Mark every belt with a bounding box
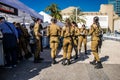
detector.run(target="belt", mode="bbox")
[50,35,58,37]
[64,36,71,38]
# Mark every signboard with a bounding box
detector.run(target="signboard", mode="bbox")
[0,2,18,16]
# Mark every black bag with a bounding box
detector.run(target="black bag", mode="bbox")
[3,23,17,48]
[3,33,17,48]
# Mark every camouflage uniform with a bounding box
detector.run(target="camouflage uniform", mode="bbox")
[78,26,88,54]
[61,26,73,65]
[18,24,31,59]
[47,19,60,64]
[71,26,79,59]
[89,16,103,69]
[34,21,43,62]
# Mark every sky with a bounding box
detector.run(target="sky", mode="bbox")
[19,0,108,13]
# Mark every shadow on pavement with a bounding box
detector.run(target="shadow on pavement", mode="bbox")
[71,52,89,64]
[100,56,109,63]
[87,49,92,55]
[0,51,52,80]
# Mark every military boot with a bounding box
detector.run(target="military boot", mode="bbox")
[95,61,103,69]
[85,51,88,55]
[52,58,57,64]
[66,59,71,65]
[74,53,78,60]
[38,57,44,61]
[90,60,96,65]
[62,58,66,65]
[34,59,41,63]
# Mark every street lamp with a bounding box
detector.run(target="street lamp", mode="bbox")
[23,11,26,24]
[75,7,79,23]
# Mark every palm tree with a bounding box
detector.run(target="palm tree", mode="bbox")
[69,8,86,24]
[45,3,62,21]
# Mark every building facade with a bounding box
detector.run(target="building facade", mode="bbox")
[108,0,120,16]
[83,12,108,29]
[61,4,119,32]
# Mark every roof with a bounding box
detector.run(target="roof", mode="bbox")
[39,11,52,23]
[61,6,76,15]
[0,0,43,19]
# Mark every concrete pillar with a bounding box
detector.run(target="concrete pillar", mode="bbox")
[100,4,114,32]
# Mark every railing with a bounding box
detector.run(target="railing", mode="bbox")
[103,32,120,41]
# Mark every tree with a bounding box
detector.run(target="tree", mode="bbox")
[69,8,86,24]
[45,3,62,21]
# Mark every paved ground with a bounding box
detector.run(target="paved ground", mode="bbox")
[0,40,120,80]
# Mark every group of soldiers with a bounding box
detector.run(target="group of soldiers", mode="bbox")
[47,16,103,69]
[0,15,103,69]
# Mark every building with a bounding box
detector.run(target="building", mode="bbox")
[61,6,109,29]
[39,11,52,23]
[100,4,114,32]
[61,4,119,32]
[114,18,120,32]
[61,6,76,19]
[83,12,108,29]
[108,0,120,16]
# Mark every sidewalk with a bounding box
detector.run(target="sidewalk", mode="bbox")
[0,40,120,80]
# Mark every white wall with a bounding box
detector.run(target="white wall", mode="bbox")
[83,15,108,29]
[62,15,70,19]
[62,15,108,29]
[39,11,52,23]
[114,19,120,31]
[39,11,65,27]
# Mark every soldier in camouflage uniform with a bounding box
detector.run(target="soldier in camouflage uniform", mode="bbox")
[61,19,73,65]
[78,24,88,55]
[34,18,44,63]
[16,23,31,59]
[47,18,60,64]
[71,21,79,60]
[89,16,103,69]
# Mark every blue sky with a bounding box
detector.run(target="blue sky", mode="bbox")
[19,0,108,12]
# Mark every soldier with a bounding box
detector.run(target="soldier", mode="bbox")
[78,24,88,55]
[29,25,36,54]
[71,21,79,60]
[16,23,32,59]
[61,19,73,65]
[34,18,44,63]
[47,18,60,64]
[89,16,103,69]
[39,23,43,52]
[21,24,32,58]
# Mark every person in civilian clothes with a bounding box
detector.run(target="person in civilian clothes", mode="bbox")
[0,17,18,68]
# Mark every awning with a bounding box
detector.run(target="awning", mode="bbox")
[0,0,43,19]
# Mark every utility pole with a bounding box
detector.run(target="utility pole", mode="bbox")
[76,7,77,23]
[23,11,25,24]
